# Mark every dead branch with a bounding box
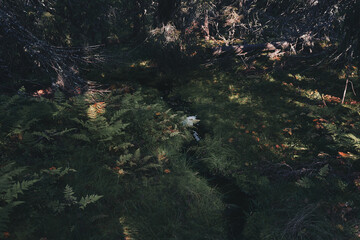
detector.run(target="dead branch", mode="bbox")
[260,160,328,181]
[213,41,291,56]
[0,6,104,95]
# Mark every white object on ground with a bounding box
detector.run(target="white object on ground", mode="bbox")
[182,116,200,127]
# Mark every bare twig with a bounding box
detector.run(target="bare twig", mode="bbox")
[341,79,349,104]
[0,6,104,94]
[349,80,357,96]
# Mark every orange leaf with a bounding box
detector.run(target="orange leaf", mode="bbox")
[283,128,293,135]
[338,152,350,158]
[164,169,171,174]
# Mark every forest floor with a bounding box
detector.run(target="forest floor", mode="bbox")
[2,46,360,239]
[84,48,360,239]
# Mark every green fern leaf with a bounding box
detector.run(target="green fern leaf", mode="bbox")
[79,195,103,210]
[64,185,77,205]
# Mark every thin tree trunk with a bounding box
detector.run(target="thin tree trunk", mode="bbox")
[203,10,210,40]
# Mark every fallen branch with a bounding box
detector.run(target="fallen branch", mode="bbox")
[260,160,328,180]
[0,7,104,95]
[213,41,291,56]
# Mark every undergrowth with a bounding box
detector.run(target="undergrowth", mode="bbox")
[1,48,360,240]
[170,56,360,239]
[0,86,225,239]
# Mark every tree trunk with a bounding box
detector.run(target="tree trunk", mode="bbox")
[203,10,210,41]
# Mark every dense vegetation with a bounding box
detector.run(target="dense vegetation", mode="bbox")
[1,0,360,239]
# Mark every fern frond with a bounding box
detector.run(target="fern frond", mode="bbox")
[3,180,38,203]
[71,133,91,142]
[64,185,77,205]
[110,109,130,124]
[78,195,103,210]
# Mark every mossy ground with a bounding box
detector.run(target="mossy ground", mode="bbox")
[168,55,360,239]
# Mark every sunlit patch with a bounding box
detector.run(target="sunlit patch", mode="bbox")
[338,152,351,158]
[229,94,251,104]
[294,74,306,81]
[343,99,360,105]
[162,125,180,136]
[323,94,341,103]
[282,81,294,86]
[157,149,169,163]
[283,128,293,135]
[32,88,52,97]
[354,178,360,190]
[299,89,323,101]
[139,60,150,67]
[87,102,106,119]
[42,12,53,18]
[314,121,324,130]
[119,217,137,240]
[228,93,240,100]
[189,51,198,57]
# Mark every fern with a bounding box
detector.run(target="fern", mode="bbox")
[71,133,91,142]
[0,204,19,232]
[64,185,77,205]
[47,200,65,214]
[296,177,314,189]
[0,163,37,232]
[79,195,103,210]
[318,164,329,178]
[42,167,77,177]
[53,91,66,103]
[110,109,130,124]
[3,180,38,203]
[63,185,102,210]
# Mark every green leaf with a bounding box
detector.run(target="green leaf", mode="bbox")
[296,177,313,189]
[79,195,103,210]
[318,164,329,177]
